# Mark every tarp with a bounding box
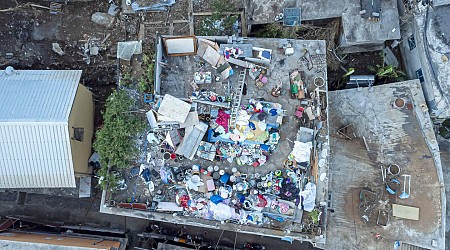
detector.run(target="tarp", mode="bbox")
[117,41,142,60]
[300,182,316,212]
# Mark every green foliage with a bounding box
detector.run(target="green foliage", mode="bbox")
[211,0,232,12]
[93,89,146,172]
[368,64,406,80]
[139,53,155,93]
[310,209,320,224]
[121,72,132,86]
[252,23,295,38]
[343,68,355,77]
[97,167,119,193]
[198,15,239,36]
[198,0,238,36]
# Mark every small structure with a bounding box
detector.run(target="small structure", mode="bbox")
[0,70,94,188]
[246,0,401,53]
[399,3,450,118]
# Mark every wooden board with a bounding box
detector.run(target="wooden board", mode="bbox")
[392,204,419,220]
[163,36,197,56]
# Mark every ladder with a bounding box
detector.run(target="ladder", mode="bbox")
[229,69,248,130]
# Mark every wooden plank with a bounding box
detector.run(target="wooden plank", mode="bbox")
[226,57,252,68]
[169,23,174,35]
[240,11,247,37]
[392,204,419,220]
[189,0,194,35]
[172,20,190,24]
[138,23,145,41]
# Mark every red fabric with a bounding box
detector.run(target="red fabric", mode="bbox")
[215,109,230,132]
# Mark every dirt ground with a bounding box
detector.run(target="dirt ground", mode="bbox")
[0,0,130,127]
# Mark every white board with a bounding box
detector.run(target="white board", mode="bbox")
[164,36,196,56]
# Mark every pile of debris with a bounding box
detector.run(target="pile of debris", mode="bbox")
[107,35,330,234]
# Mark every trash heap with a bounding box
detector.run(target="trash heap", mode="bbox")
[110,36,330,235]
[139,159,318,227]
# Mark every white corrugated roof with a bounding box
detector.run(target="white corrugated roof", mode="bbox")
[0,123,75,188]
[0,70,81,122]
[0,70,81,188]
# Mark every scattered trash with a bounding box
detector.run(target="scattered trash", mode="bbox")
[117,41,143,60]
[91,12,115,27]
[131,0,177,12]
[399,174,411,199]
[51,43,65,56]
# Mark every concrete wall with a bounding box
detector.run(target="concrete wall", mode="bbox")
[68,84,94,175]
[399,15,436,110]
[155,35,163,95]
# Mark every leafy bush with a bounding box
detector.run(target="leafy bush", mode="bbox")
[139,53,155,93]
[198,0,238,36]
[93,89,146,190]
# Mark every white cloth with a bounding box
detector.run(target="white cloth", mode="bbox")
[300,182,316,212]
[290,141,312,163]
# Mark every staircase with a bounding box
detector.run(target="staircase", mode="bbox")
[229,69,247,130]
[399,243,432,250]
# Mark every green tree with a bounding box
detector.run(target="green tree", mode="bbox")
[93,89,146,190]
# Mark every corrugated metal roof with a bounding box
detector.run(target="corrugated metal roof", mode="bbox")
[0,123,75,188]
[0,70,81,122]
[0,70,81,188]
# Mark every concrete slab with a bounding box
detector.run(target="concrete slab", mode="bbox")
[326,80,445,250]
[339,0,400,53]
[247,0,350,25]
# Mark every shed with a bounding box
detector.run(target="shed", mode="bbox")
[0,70,94,188]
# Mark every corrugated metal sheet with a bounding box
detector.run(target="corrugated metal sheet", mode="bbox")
[0,70,81,122]
[0,70,81,188]
[0,123,75,188]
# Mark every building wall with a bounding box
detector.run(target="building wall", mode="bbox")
[0,232,121,249]
[68,84,94,175]
[399,15,438,112]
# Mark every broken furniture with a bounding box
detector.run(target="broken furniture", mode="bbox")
[386,179,400,194]
[336,124,355,140]
[377,210,389,226]
[346,75,375,91]
[399,174,411,199]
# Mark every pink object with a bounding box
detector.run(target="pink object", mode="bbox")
[295,107,304,118]
[206,179,215,191]
[261,76,268,84]
[215,109,230,132]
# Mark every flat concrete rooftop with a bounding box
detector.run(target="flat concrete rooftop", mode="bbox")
[102,36,330,245]
[325,80,445,249]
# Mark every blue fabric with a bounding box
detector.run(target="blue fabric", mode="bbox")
[249,122,256,130]
[261,50,271,60]
[210,195,223,204]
